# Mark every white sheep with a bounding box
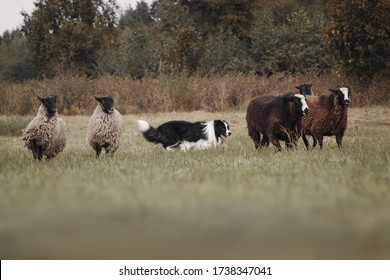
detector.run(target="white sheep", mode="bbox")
[23,96,67,160]
[86,96,123,157]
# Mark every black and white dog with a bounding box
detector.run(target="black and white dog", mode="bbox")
[137,119,232,151]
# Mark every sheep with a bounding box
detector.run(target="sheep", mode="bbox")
[301,87,350,149]
[23,96,67,160]
[246,93,310,151]
[245,84,311,148]
[86,96,123,158]
[295,83,313,96]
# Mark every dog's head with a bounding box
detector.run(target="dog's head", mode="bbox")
[214,120,232,143]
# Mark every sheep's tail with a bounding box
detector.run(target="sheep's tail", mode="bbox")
[137,120,166,144]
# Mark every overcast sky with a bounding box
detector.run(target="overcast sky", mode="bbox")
[0,0,153,34]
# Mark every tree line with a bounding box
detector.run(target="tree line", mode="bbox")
[0,0,388,83]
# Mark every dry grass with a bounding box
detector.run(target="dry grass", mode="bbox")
[1,73,388,116]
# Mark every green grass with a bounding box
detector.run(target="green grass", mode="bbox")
[0,115,31,136]
[0,109,390,259]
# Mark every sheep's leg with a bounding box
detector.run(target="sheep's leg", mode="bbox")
[269,136,282,151]
[260,136,269,147]
[249,129,261,149]
[302,134,310,149]
[30,141,38,160]
[37,149,43,160]
[95,147,102,158]
[291,131,299,147]
[285,140,294,149]
[318,136,324,149]
[31,141,43,160]
[312,136,317,149]
[336,130,345,148]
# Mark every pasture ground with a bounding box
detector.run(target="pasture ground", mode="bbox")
[0,107,390,259]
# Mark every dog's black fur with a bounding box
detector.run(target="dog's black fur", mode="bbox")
[137,119,231,151]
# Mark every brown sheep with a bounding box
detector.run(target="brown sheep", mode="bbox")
[246,93,310,151]
[301,87,350,149]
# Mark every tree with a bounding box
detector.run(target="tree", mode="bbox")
[22,0,118,77]
[97,26,161,78]
[0,29,37,81]
[119,1,154,30]
[179,0,255,42]
[325,0,390,82]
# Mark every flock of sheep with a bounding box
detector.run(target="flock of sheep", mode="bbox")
[22,83,350,160]
[246,84,350,151]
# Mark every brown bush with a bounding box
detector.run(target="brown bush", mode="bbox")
[0,73,388,115]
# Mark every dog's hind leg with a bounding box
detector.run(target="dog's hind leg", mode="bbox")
[165,142,180,151]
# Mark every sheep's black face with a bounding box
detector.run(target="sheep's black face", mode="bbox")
[295,84,313,96]
[95,96,114,114]
[291,94,310,116]
[329,88,350,107]
[38,96,57,116]
[214,119,232,142]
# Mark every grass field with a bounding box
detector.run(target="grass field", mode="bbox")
[1,107,390,259]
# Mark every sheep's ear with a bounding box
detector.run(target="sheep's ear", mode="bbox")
[95,96,102,102]
[295,85,300,90]
[37,96,44,103]
[348,87,352,95]
[309,83,312,88]
[51,96,57,102]
[328,88,338,94]
[289,94,295,102]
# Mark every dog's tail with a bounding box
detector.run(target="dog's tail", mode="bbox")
[137,120,166,144]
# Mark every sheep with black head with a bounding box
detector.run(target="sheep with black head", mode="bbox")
[23,96,67,160]
[86,96,123,158]
[295,83,313,96]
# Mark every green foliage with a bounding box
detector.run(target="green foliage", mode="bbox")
[97,26,161,78]
[4,0,387,81]
[0,30,38,81]
[201,28,253,75]
[325,0,390,82]
[21,0,118,77]
[251,8,331,76]
[179,0,256,40]
[118,0,154,29]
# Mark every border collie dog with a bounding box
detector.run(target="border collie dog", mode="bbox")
[137,119,231,151]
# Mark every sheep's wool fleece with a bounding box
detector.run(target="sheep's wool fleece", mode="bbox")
[87,105,123,153]
[23,105,67,158]
[301,95,348,137]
